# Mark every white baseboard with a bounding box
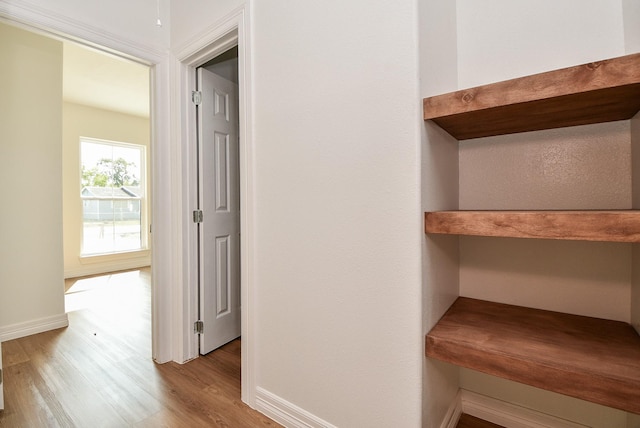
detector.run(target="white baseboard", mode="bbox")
[459,390,588,428]
[255,387,337,428]
[0,313,69,342]
[439,389,463,428]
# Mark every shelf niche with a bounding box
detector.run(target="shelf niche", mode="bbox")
[425,298,640,415]
[423,52,640,421]
[423,53,640,140]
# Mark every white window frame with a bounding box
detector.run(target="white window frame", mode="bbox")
[79,137,148,256]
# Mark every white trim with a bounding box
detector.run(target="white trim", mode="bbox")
[439,390,463,428]
[0,0,165,63]
[149,57,175,364]
[0,2,174,364]
[173,3,257,407]
[0,314,69,342]
[460,390,589,428]
[255,388,338,428]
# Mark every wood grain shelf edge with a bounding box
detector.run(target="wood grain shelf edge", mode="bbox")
[425,297,640,415]
[423,53,640,140]
[424,210,640,242]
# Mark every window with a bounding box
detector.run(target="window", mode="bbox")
[80,138,146,256]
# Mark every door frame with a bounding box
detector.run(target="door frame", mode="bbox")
[0,2,175,364]
[174,5,256,406]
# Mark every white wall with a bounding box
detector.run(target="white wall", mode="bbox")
[419,1,461,427]
[623,0,640,54]
[459,122,632,322]
[461,369,630,427]
[456,0,625,88]
[632,112,640,428]
[169,0,424,425]
[626,0,640,341]
[248,1,422,426]
[0,22,66,334]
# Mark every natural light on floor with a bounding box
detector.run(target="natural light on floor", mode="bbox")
[64,269,150,314]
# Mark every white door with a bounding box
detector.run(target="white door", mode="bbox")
[197,67,241,355]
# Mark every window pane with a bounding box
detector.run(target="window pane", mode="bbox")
[82,199,141,255]
[81,139,145,255]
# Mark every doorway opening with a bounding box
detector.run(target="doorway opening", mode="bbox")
[62,40,152,280]
[61,40,152,356]
[0,17,156,358]
[195,47,241,356]
[177,6,254,404]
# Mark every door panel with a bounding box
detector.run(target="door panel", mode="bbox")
[198,67,240,355]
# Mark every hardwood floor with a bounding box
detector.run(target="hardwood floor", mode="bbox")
[0,268,279,428]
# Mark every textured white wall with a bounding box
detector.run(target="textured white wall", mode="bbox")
[459,123,633,323]
[171,0,424,425]
[419,1,461,427]
[460,369,630,427]
[0,22,65,328]
[456,0,625,88]
[626,0,640,343]
[250,1,422,426]
[632,114,640,335]
[623,0,640,54]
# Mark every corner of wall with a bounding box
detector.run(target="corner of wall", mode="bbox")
[623,0,640,54]
[0,21,66,331]
[631,113,640,334]
[419,1,460,426]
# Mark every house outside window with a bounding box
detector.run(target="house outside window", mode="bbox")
[80,138,146,255]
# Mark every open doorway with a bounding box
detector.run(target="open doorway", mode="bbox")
[0,16,154,346]
[176,7,254,403]
[62,41,151,280]
[61,41,152,356]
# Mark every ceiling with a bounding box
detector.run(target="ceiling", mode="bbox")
[63,42,150,118]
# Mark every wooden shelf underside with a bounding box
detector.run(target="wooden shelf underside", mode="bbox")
[426,298,640,414]
[424,210,640,242]
[423,53,640,140]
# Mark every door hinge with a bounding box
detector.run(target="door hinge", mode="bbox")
[193,210,203,223]
[194,320,204,334]
[192,90,202,106]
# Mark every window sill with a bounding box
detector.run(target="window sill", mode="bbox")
[79,249,150,265]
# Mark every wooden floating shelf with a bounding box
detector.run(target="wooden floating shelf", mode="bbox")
[424,210,640,242]
[426,298,640,414]
[423,53,640,140]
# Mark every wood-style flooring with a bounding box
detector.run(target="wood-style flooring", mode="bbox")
[0,268,279,428]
